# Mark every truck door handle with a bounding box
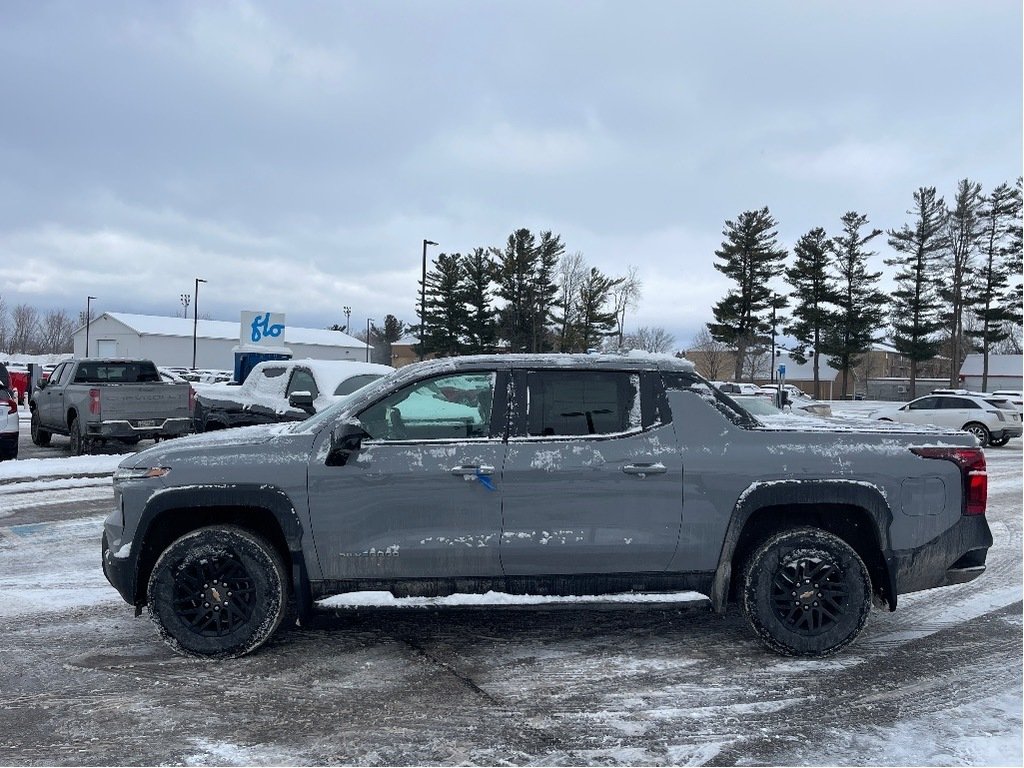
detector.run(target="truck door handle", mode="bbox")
[450,465,495,477]
[622,462,667,476]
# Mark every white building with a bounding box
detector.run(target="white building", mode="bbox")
[959,353,1023,392]
[72,312,370,369]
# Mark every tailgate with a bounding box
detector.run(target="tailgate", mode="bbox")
[97,383,191,421]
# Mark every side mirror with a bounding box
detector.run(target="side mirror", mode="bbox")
[288,390,316,413]
[327,421,369,466]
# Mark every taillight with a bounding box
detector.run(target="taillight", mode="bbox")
[3,398,15,415]
[89,388,101,415]
[911,447,987,516]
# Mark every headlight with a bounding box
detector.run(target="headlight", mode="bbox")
[113,466,172,481]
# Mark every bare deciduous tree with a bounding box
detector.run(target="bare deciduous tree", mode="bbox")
[623,326,676,354]
[39,309,75,353]
[688,326,731,381]
[610,265,642,349]
[8,303,40,354]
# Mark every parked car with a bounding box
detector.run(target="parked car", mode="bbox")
[0,363,18,460]
[104,354,992,660]
[30,358,193,454]
[192,359,393,432]
[1,362,30,404]
[732,394,831,420]
[713,381,772,398]
[871,393,1023,447]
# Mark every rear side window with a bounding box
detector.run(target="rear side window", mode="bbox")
[334,374,384,396]
[525,370,639,437]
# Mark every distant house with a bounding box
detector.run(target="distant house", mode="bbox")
[959,354,1023,391]
[72,312,369,369]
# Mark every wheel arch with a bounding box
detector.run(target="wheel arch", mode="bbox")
[711,480,896,614]
[130,485,312,620]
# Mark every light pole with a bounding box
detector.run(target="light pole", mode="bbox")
[420,239,438,360]
[365,318,374,363]
[193,277,207,369]
[770,302,777,383]
[343,305,351,333]
[85,296,96,357]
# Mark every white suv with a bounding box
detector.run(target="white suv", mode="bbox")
[0,363,19,460]
[871,393,1023,447]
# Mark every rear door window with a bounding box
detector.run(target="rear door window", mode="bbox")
[524,370,639,437]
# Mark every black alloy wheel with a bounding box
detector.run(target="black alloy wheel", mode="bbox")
[742,527,871,657]
[68,415,85,455]
[147,526,288,658]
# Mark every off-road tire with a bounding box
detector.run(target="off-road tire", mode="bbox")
[962,421,991,447]
[742,527,871,657]
[30,410,51,447]
[147,526,288,658]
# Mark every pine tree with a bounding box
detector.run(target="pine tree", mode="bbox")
[886,187,948,398]
[784,227,837,399]
[967,181,1020,389]
[572,267,623,352]
[369,314,406,365]
[493,229,536,352]
[492,229,562,352]
[708,207,788,381]
[824,212,887,399]
[421,252,468,357]
[529,231,564,353]
[461,247,497,354]
[940,179,983,385]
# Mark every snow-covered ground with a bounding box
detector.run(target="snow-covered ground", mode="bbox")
[0,413,1020,766]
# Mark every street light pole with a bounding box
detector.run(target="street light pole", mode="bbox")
[420,239,438,361]
[366,318,374,363]
[85,296,96,356]
[193,277,207,369]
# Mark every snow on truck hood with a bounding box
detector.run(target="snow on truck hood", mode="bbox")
[119,423,293,468]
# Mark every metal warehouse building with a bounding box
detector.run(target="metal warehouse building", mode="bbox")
[71,312,369,370]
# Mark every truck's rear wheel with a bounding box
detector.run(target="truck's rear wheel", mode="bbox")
[68,415,90,455]
[30,410,51,447]
[147,526,288,658]
[742,527,871,657]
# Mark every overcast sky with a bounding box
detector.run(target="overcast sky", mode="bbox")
[0,0,1020,347]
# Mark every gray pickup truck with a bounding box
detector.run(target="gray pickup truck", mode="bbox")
[102,354,992,659]
[31,358,192,454]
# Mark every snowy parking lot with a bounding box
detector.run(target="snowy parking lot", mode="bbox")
[0,404,1021,766]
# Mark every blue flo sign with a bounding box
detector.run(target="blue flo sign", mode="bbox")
[240,311,286,347]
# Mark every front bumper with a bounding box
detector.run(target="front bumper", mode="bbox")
[888,514,993,597]
[102,512,139,607]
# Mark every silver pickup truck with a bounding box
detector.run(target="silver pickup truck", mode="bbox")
[31,358,192,454]
[102,354,992,659]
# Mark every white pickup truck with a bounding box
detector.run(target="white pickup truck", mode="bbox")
[192,359,393,432]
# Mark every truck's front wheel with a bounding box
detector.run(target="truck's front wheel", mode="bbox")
[742,527,871,657]
[147,526,288,658]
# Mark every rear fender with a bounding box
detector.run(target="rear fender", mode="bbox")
[711,479,895,613]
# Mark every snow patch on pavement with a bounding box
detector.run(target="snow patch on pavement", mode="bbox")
[319,589,708,609]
